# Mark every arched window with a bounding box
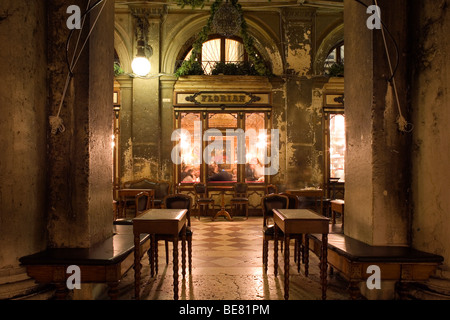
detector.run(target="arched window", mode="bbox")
[324,42,344,73]
[177,36,249,75]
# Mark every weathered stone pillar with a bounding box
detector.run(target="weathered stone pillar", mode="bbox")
[344,0,409,246]
[0,0,47,299]
[282,7,324,188]
[129,5,163,180]
[47,0,115,248]
[160,76,178,182]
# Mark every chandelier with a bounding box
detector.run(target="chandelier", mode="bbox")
[212,1,242,37]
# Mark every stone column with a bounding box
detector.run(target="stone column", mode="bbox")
[129,5,164,180]
[47,0,115,248]
[282,7,324,188]
[0,0,47,299]
[344,0,409,246]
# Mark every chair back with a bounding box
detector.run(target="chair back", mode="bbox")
[297,196,317,210]
[261,194,289,227]
[163,194,192,226]
[280,192,299,209]
[135,192,151,216]
[193,183,208,197]
[265,184,278,195]
[234,183,248,197]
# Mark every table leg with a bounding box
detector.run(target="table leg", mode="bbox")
[173,236,179,300]
[213,191,233,221]
[284,234,290,300]
[107,282,119,300]
[134,234,141,300]
[182,227,186,279]
[305,234,310,277]
[321,233,328,300]
[274,224,278,277]
[149,235,155,278]
[54,283,69,300]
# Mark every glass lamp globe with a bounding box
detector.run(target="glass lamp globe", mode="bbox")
[131,56,151,77]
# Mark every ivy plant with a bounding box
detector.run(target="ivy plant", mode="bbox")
[175,0,272,77]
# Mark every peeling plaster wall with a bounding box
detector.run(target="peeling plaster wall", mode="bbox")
[410,0,450,275]
[0,0,47,297]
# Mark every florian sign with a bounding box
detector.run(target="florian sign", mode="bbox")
[175,92,271,107]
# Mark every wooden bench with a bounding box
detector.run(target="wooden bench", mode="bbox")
[308,232,444,299]
[19,225,150,300]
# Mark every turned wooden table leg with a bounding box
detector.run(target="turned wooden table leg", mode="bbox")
[321,233,328,300]
[107,281,120,300]
[134,234,142,300]
[284,234,290,300]
[304,234,310,277]
[274,224,279,277]
[182,227,186,279]
[54,283,69,300]
[149,234,155,278]
[349,281,361,300]
[173,236,179,300]
[263,239,268,274]
[188,235,193,274]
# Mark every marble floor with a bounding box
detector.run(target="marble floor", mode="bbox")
[115,215,351,301]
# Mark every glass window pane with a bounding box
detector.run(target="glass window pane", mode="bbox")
[180,113,201,183]
[225,39,244,62]
[202,39,221,75]
[206,136,237,183]
[245,113,265,184]
[329,114,345,181]
[208,113,237,129]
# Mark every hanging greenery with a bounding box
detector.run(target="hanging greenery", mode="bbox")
[327,62,344,77]
[175,0,272,77]
[114,62,124,76]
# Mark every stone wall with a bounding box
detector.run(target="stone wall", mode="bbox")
[0,0,47,298]
[410,0,450,278]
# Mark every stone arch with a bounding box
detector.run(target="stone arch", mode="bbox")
[313,22,344,75]
[161,13,284,75]
[114,23,132,74]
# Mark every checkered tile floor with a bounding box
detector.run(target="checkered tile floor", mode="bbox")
[116,216,350,300]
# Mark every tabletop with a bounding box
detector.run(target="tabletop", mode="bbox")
[273,209,329,234]
[133,209,187,235]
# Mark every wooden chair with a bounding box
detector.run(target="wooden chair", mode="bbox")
[135,191,152,217]
[261,194,289,273]
[193,183,215,220]
[230,182,249,219]
[265,184,278,195]
[154,194,193,274]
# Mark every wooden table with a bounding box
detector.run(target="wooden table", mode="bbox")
[273,209,329,300]
[208,185,234,221]
[117,188,155,219]
[133,209,187,300]
[286,189,324,215]
[330,199,344,229]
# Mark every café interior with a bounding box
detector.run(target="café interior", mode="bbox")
[1,0,450,301]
